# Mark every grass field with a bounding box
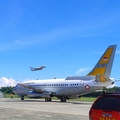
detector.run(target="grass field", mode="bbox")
[70,97,96,102]
[4,94,97,102]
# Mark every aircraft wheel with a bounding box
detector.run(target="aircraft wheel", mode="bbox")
[45,98,52,102]
[45,98,48,102]
[21,96,24,100]
[49,98,52,102]
[60,97,66,102]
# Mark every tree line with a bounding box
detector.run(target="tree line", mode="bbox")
[0,86,14,94]
[0,86,120,97]
[83,86,120,97]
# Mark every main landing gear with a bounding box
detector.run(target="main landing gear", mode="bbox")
[21,96,24,100]
[45,97,52,102]
[60,97,66,102]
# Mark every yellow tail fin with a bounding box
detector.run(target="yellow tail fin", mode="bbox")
[87,45,117,77]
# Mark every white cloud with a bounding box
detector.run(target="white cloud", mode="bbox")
[0,77,17,87]
[15,40,21,45]
[76,68,90,75]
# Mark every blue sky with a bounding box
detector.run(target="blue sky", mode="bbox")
[0,0,120,87]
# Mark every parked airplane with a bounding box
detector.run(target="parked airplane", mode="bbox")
[30,65,46,71]
[13,45,117,102]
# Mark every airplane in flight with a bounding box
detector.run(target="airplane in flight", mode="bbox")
[13,45,117,102]
[30,65,46,71]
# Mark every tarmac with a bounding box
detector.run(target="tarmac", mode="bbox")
[0,98,93,120]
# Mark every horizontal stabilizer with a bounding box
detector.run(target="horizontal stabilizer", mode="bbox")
[95,74,111,82]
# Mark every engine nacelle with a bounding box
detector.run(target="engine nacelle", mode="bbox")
[27,91,50,98]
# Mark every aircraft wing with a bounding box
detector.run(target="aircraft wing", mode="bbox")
[18,83,47,93]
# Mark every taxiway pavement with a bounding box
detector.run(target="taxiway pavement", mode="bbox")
[0,98,92,120]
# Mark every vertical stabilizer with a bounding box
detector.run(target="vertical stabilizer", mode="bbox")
[87,45,117,77]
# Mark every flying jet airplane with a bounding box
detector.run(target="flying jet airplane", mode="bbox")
[30,65,46,71]
[13,45,117,102]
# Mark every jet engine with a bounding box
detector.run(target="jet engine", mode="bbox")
[27,91,50,98]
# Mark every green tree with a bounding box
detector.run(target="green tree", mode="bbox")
[0,86,14,94]
[83,87,120,97]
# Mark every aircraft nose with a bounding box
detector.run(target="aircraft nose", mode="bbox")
[13,86,17,94]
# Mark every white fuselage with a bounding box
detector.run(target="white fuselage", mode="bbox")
[13,77,113,97]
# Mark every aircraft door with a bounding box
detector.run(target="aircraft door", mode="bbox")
[80,80,84,87]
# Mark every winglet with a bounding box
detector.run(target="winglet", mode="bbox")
[87,45,117,77]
